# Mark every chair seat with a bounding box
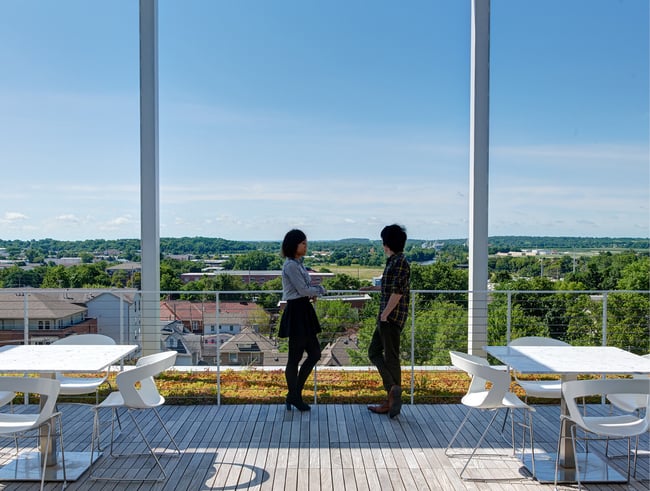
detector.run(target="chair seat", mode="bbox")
[581,414,649,438]
[516,380,561,399]
[97,389,165,410]
[461,390,532,410]
[57,375,106,395]
[0,413,41,434]
[607,393,649,413]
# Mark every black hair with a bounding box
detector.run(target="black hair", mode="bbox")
[281,229,307,258]
[381,224,407,254]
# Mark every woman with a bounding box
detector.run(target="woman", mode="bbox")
[278,229,326,411]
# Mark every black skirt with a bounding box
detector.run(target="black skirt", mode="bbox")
[278,296,321,338]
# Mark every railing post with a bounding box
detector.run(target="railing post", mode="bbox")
[216,292,221,406]
[506,291,512,343]
[601,291,608,347]
[410,292,416,404]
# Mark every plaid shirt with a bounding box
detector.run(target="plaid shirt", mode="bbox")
[380,253,410,329]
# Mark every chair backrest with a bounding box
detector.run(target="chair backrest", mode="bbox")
[116,351,177,409]
[0,377,60,427]
[508,336,569,347]
[53,334,116,346]
[449,351,510,408]
[631,354,650,380]
[563,378,650,428]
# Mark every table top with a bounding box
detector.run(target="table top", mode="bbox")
[0,344,138,373]
[485,345,650,375]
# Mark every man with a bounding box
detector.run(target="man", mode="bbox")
[367,224,410,418]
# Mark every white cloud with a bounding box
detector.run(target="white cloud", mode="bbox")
[55,214,81,224]
[1,212,28,222]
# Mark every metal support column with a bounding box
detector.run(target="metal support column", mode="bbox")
[468,0,490,356]
[139,0,160,356]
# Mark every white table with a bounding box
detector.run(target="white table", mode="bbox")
[485,345,650,483]
[0,343,138,482]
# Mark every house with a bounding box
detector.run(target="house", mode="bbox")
[320,335,358,366]
[84,290,140,346]
[161,321,200,365]
[106,262,141,278]
[0,289,97,344]
[218,327,281,366]
[160,300,270,335]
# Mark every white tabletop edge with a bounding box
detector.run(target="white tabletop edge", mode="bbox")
[0,344,138,373]
[484,345,650,375]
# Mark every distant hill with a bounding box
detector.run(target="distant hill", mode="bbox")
[0,236,647,258]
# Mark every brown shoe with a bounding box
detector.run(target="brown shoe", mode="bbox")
[367,400,389,414]
[388,385,402,418]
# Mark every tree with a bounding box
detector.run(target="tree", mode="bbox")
[323,273,361,291]
[41,265,70,288]
[314,300,358,344]
[229,251,282,271]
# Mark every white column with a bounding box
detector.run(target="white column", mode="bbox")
[139,0,160,356]
[468,0,490,356]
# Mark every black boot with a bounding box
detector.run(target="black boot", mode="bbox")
[286,393,310,411]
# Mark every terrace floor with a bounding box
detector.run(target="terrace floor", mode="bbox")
[0,402,648,490]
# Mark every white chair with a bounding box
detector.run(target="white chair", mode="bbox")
[605,353,650,475]
[53,334,116,404]
[0,377,66,491]
[507,336,570,402]
[554,378,650,491]
[90,351,181,481]
[445,351,536,480]
[606,354,650,413]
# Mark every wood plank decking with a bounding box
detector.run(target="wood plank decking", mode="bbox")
[0,402,647,490]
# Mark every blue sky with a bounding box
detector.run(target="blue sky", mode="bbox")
[0,0,648,241]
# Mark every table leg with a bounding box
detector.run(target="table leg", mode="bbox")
[559,374,576,468]
[40,373,57,467]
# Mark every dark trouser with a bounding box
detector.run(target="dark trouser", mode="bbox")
[368,320,402,393]
[285,333,321,397]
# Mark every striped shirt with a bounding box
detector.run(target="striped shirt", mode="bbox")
[282,258,326,301]
[380,253,410,328]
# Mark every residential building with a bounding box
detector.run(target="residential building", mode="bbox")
[160,299,270,335]
[0,289,97,344]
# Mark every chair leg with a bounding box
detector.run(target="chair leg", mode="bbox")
[554,418,583,491]
[510,407,535,478]
[127,409,167,481]
[39,421,51,491]
[55,413,67,489]
[445,408,473,455]
[151,407,181,455]
[459,409,501,480]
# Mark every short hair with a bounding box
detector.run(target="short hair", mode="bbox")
[281,229,307,258]
[381,224,407,254]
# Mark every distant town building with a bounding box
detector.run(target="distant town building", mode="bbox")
[179,270,334,286]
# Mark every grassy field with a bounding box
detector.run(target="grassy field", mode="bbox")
[316,264,384,282]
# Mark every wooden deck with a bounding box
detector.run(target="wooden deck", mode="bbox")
[0,402,648,490]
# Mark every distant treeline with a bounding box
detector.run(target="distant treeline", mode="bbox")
[0,236,647,260]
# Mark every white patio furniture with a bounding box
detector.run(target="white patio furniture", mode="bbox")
[507,336,570,402]
[554,378,650,491]
[90,350,181,482]
[0,343,138,483]
[445,350,536,481]
[53,334,116,404]
[0,377,65,491]
[485,344,650,484]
